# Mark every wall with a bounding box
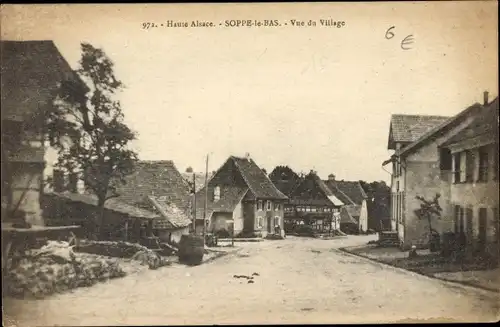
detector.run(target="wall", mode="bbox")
[9,163,44,226]
[210,212,233,233]
[252,200,285,237]
[232,199,244,234]
[449,143,499,258]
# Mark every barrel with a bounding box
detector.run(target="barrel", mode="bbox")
[177,235,204,266]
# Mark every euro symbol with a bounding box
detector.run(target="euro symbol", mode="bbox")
[401,34,414,50]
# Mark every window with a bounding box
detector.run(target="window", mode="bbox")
[311,206,317,212]
[274,202,281,211]
[478,146,489,182]
[257,217,263,229]
[257,200,263,211]
[266,200,272,211]
[453,152,462,183]
[465,150,475,183]
[305,206,311,212]
[440,148,452,171]
[214,186,221,202]
[274,216,280,227]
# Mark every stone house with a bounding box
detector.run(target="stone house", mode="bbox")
[194,155,288,238]
[325,175,369,234]
[383,94,486,249]
[284,171,344,233]
[439,96,499,259]
[1,40,82,227]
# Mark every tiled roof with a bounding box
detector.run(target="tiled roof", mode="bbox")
[194,186,248,220]
[231,156,288,200]
[290,173,344,206]
[340,205,361,224]
[48,191,160,220]
[324,180,355,205]
[441,97,499,147]
[388,114,450,149]
[272,179,302,197]
[332,180,367,205]
[114,160,191,213]
[1,40,81,121]
[148,196,192,228]
[397,103,483,157]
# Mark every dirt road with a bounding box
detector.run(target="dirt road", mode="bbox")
[3,235,499,325]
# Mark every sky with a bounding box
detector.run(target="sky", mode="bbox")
[2,2,498,183]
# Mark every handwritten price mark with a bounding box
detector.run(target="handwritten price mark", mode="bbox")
[385,26,414,50]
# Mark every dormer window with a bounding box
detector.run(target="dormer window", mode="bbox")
[214,186,221,202]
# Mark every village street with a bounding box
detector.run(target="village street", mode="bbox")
[4,235,499,326]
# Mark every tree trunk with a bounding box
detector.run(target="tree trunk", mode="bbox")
[96,195,106,240]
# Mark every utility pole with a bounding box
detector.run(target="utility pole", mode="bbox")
[192,173,196,234]
[203,154,209,246]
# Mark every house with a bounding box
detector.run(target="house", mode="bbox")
[1,40,82,227]
[42,160,193,244]
[42,191,191,245]
[112,160,193,240]
[382,93,487,249]
[284,171,344,234]
[325,174,369,234]
[439,96,499,259]
[194,155,288,238]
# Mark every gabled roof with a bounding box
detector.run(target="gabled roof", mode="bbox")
[441,97,499,147]
[47,191,160,220]
[332,180,367,205]
[114,160,191,212]
[194,186,248,220]
[324,180,355,205]
[340,205,361,224]
[291,172,344,206]
[230,156,288,200]
[1,40,81,121]
[397,103,483,157]
[387,114,450,150]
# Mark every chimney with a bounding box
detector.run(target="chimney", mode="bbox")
[68,173,78,193]
[484,91,489,106]
[328,174,336,181]
[53,169,65,193]
[245,152,251,160]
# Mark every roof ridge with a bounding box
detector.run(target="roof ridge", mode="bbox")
[391,113,451,118]
[398,102,483,157]
[231,156,259,198]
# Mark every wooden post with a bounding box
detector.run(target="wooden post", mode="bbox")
[203,154,209,246]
